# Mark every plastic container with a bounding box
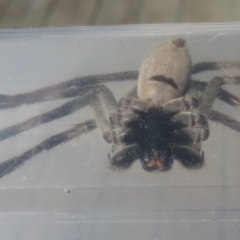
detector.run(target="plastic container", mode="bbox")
[0,23,240,240]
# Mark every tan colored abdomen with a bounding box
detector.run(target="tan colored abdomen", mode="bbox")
[137,38,192,106]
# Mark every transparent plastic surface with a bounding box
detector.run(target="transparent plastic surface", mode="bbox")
[0,23,240,239]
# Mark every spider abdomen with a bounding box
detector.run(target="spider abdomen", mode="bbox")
[137,38,192,106]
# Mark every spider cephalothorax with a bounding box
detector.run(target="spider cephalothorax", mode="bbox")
[109,95,208,171]
[123,107,177,171]
[0,37,240,178]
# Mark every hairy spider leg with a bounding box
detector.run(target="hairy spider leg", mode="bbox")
[0,89,95,142]
[0,84,136,144]
[197,76,240,132]
[190,60,240,107]
[89,85,118,143]
[192,78,240,107]
[208,110,240,132]
[0,71,137,110]
[195,75,237,123]
[0,119,96,178]
[191,61,240,75]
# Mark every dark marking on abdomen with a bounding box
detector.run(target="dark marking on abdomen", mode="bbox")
[151,75,178,90]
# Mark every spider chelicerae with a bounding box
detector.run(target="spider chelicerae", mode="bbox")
[0,37,240,177]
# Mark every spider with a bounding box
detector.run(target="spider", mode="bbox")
[0,37,240,178]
